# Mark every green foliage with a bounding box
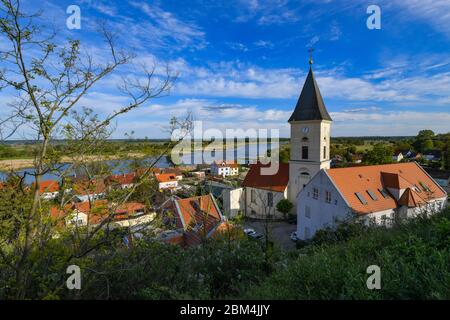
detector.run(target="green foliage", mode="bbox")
[276,199,293,217]
[246,208,450,299]
[363,143,394,165]
[279,145,290,163]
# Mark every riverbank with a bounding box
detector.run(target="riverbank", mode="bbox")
[0,153,147,171]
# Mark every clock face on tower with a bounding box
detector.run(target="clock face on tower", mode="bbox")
[302,127,309,134]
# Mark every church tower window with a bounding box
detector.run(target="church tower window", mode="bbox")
[302,146,308,159]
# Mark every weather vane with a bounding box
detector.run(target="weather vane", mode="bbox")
[308,47,314,66]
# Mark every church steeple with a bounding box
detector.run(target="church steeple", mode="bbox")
[288,58,332,122]
[287,54,332,207]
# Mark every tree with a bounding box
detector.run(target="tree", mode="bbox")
[0,0,187,299]
[276,199,293,219]
[363,143,394,165]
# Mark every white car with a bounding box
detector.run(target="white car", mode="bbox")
[290,231,299,242]
[243,228,256,235]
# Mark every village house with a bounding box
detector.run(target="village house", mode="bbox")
[163,167,184,180]
[50,200,148,229]
[155,173,179,190]
[296,162,447,240]
[159,194,230,247]
[211,161,239,177]
[105,173,137,189]
[392,152,404,163]
[72,179,106,202]
[37,180,60,200]
[242,162,289,219]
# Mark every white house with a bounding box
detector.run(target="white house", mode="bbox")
[392,152,404,162]
[37,180,60,200]
[155,173,179,190]
[211,161,239,177]
[296,161,447,240]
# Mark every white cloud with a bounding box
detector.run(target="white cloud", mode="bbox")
[120,1,206,50]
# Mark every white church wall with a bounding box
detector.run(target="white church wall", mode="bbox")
[296,170,351,240]
[245,187,287,219]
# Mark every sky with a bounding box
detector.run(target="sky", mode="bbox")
[1,0,450,139]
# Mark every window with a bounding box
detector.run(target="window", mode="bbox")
[305,227,310,239]
[302,146,309,159]
[251,189,256,203]
[325,190,331,203]
[313,188,319,200]
[419,181,431,192]
[367,189,378,201]
[355,192,368,205]
[267,192,273,207]
[378,188,389,198]
[305,206,311,218]
[323,146,326,159]
[413,184,422,193]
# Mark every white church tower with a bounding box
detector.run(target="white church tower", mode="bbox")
[288,54,332,205]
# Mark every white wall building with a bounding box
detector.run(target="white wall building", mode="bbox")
[211,161,239,177]
[296,162,447,240]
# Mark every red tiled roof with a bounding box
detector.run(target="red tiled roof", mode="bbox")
[327,162,446,215]
[105,173,136,186]
[214,161,239,168]
[156,173,178,183]
[163,168,183,176]
[37,180,59,193]
[51,200,146,225]
[73,179,106,196]
[242,162,289,192]
[175,194,221,228]
[398,188,426,207]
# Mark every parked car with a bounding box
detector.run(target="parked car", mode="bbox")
[288,217,297,224]
[244,228,263,240]
[290,231,299,242]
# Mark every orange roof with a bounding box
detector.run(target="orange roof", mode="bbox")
[175,194,221,229]
[163,167,183,176]
[156,173,178,183]
[73,179,106,195]
[51,200,146,225]
[214,161,239,168]
[37,180,59,193]
[105,173,136,186]
[326,162,446,215]
[243,162,289,192]
[398,188,426,207]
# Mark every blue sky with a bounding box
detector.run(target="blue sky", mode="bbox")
[2,0,450,138]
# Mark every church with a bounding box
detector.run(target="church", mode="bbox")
[242,58,447,239]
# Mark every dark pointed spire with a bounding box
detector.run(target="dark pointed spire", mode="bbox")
[288,56,332,122]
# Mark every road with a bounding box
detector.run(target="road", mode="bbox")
[244,220,297,250]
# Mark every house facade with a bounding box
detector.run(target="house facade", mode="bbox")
[155,173,179,190]
[296,162,447,240]
[211,161,239,177]
[242,162,289,219]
